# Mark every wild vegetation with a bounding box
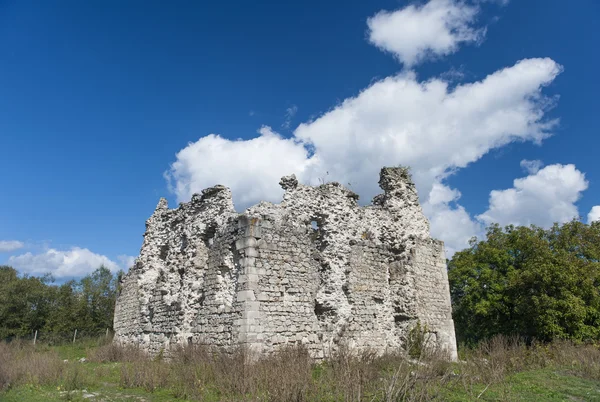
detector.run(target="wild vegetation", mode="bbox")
[1,335,599,401]
[449,220,600,345]
[0,266,119,342]
[1,219,600,400]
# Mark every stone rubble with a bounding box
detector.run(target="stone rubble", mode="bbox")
[113,167,458,360]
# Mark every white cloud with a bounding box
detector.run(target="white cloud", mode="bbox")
[164,3,562,256]
[117,255,137,269]
[294,58,562,205]
[520,159,543,174]
[478,164,588,227]
[166,57,562,256]
[8,247,128,278]
[428,181,461,205]
[439,66,467,82]
[167,58,562,219]
[425,162,591,255]
[160,2,575,257]
[588,206,600,224]
[165,126,311,207]
[282,105,298,129]
[367,0,485,67]
[0,240,24,253]
[422,182,484,255]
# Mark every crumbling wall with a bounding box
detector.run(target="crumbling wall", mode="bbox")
[114,167,458,360]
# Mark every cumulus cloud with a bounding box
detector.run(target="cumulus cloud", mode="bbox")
[426,163,590,254]
[478,164,588,227]
[520,159,543,174]
[8,247,132,278]
[367,0,485,66]
[165,57,562,257]
[588,206,600,224]
[0,240,24,253]
[166,126,311,207]
[422,182,484,255]
[167,58,562,217]
[295,58,562,203]
[164,3,564,256]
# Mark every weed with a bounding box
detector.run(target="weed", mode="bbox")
[2,335,600,401]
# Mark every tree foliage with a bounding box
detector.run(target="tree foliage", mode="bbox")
[0,265,121,340]
[449,220,600,345]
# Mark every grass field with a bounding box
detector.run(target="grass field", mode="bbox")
[1,336,599,401]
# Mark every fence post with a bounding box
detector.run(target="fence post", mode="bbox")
[33,330,38,346]
[73,329,77,344]
[106,328,109,339]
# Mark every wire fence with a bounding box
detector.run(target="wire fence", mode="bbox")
[2,329,114,346]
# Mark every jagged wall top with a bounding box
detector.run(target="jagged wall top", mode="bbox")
[151,167,430,239]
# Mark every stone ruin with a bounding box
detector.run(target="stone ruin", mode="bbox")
[113,167,458,360]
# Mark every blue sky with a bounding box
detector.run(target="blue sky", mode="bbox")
[1,0,599,278]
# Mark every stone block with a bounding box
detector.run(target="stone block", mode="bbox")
[239,257,256,268]
[237,290,256,302]
[242,310,261,319]
[236,237,258,250]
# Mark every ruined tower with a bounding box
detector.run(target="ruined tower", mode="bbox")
[113,167,458,360]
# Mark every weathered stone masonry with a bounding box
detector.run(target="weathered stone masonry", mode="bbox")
[114,167,458,360]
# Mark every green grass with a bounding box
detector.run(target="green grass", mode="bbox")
[0,360,187,402]
[442,368,600,401]
[0,384,185,401]
[2,338,600,401]
[3,366,600,401]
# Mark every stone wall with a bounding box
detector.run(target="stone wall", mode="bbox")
[113,167,458,360]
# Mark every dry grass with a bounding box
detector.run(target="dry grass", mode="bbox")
[537,339,600,380]
[108,342,459,401]
[453,336,600,399]
[124,344,316,400]
[88,341,146,363]
[0,340,65,391]
[2,335,600,401]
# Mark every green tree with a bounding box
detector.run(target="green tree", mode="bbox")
[44,280,80,335]
[0,265,120,340]
[76,266,119,333]
[449,220,600,345]
[0,266,54,339]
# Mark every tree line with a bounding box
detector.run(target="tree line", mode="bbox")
[449,220,600,345]
[0,266,120,341]
[1,219,599,345]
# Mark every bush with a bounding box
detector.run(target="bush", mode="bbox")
[449,221,600,345]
